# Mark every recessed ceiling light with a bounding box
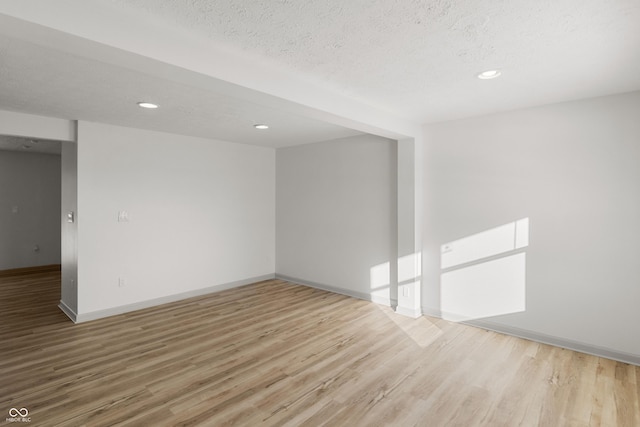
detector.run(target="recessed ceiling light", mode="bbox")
[254,124,269,130]
[137,102,159,109]
[477,70,501,79]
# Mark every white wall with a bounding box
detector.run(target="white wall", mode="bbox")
[422,91,640,359]
[0,109,75,142]
[0,150,61,270]
[76,122,275,316]
[276,134,396,305]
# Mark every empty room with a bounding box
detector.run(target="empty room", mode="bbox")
[1,1,639,426]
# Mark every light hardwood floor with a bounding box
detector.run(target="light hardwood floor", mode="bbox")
[1,271,638,426]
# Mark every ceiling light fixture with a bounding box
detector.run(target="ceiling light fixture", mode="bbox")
[477,69,502,79]
[137,102,159,109]
[254,124,269,130]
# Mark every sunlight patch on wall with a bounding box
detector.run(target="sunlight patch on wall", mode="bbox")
[370,252,422,306]
[398,252,422,301]
[441,253,526,322]
[369,261,391,304]
[399,252,422,283]
[440,218,529,322]
[441,218,529,269]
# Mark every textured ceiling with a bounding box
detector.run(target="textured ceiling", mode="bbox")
[0,33,363,148]
[0,0,639,147]
[0,135,61,155]
[101,0,640,122]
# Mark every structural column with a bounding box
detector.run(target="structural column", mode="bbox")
[396,137,422,317]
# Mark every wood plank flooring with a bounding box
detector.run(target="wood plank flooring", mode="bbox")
[1,271,638,426]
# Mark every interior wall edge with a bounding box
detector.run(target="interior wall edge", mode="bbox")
[275,274,395,308]
[58,300,77,323]
[0,109,75,141]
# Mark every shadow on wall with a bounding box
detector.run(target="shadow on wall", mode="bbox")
[440,218,530,322]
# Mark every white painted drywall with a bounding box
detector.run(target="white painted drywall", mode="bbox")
[0,109,75,142]
[60,140,78,314]
[422,91,640,357]
[0,7,419,140]
[0,150,61,270]
[396,138,422,317]
[76,121,275,315]
[276,134,396,305]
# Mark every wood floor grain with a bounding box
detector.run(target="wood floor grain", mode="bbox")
[1,271,638,426]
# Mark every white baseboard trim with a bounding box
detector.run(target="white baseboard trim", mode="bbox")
[58,300,78,323]
[421,306,442,318]
[75,274,275,323]
[421,305,640,366]
[275,274,393,307]
[395,305,422,318]
[467,319,640,367]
